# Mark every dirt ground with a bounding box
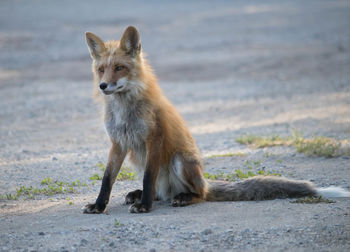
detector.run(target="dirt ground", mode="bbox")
[1,0,350,251]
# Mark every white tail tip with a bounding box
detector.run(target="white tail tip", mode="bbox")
[317,186,350,198]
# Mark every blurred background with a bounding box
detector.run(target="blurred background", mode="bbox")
[0,0,350,190]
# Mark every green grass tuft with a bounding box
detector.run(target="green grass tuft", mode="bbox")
[204,171,225,180]
[114,219,122,227]
[89,173,103,181]
[117,166,136,181]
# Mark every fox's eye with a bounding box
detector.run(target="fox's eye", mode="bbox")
[115,65,125,71]
[98,67,104,73]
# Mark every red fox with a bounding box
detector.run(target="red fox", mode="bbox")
[82,26,350,214]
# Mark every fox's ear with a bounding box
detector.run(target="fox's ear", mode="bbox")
[85,32,106,59]
[119,26,141,57]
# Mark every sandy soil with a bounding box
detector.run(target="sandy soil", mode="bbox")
[0,0,350,251]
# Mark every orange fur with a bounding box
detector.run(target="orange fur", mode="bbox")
[89,31,202,167]
[83,26,207,214]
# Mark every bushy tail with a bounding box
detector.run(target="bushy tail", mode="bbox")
[206,176,318,201]
[317,186,350,197]
[205,176,350,201]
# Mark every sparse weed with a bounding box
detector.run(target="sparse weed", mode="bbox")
[96,162,106,171]
[233,169,256,180]
[89,162,106,181]
[236,134,292,148]
[0,193,19,200]
[236,131,347,158]
[89,173,103,181]
[206,152,247,158]
[204,168,280,182]
[117,166,136,181]
[114,219,122,227]
[264,152,276,158]
[16,183,75,199]
[245,160,253,169]
[234,169,281,180]
[89,164,136,182]
[1,177,88,201]
[2,162,136,201]
[41,177,52,185]
[294,137,340,158]
[204,172,225,180]
[244,160,264,170]
[253,160,261,166]
[290,196,335,204]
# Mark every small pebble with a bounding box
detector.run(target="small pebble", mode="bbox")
[201,229,212,235]
[80,239,88,246]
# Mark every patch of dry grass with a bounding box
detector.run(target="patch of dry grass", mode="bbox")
[294,137,340,158]
[236,134,293,148]
[206,152,247,158]
[236,132,348,158]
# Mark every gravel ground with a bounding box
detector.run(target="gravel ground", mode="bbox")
[1,0,350,251]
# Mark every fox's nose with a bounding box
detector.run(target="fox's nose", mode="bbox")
[99,83,108,90]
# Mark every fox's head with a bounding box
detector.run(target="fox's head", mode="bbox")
[86,26,150,97]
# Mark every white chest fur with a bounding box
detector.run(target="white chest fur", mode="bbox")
[104,96,148,150]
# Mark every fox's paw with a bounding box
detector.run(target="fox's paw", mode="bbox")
[82,203,106,214]
[129,202,151,213]
[171,193,192,207]
[124,189,142,205]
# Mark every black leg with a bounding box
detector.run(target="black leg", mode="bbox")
[129,122,161,213]
[83,171,111,213]
[82,143,126,214]
[129,170,155,213]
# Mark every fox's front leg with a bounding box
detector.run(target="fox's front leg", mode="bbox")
[129,166,159,213]
[83,142,126,214]
[129,131,161,213]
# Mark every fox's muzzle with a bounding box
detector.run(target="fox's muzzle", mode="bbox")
[99,78,127,95]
